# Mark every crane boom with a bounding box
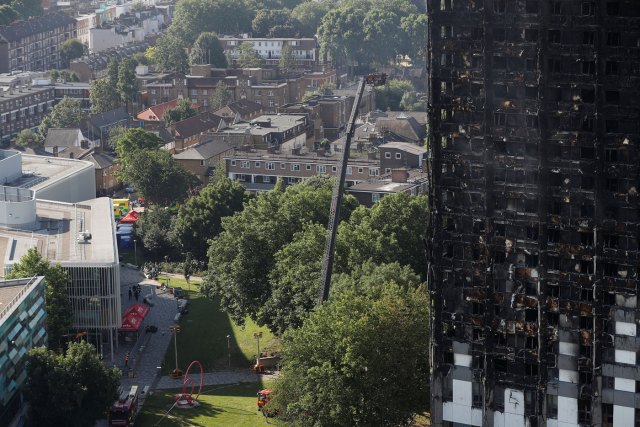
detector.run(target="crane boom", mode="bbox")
[317,73,386,305]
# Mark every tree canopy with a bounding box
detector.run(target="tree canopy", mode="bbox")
[374,79,415,111]
[208,82,233,111]
[251,9,301,38]
[114,128,164,171]
[163,99,197,127]
[120,150,198,206]
[171,0,254,46]
[15,129,42,147]
[0,5,19,26]
[90,78,120,115]
[117,58,138,106]
[6,248,73,351]
[60,39,84,67]
[189,32,228,67]
[135,207,178,260]
[174,178,247,260]
[153,32,189,74]
[236,42,266,68]
[39,97,86,137]
[279,44,296,73]
[203,176,358,325]
[291,1,332,37]
[25,341,120,427]
[268,270,430,426]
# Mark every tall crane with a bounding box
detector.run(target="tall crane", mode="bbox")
[318,73,387,305]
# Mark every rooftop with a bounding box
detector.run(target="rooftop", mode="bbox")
[0,198,117,275]
[173,139,235,161]
[18,154,94,192]
[379,141,427,155]
[0,13,76,42]
[0,277,43,322]
[225,148,378,165]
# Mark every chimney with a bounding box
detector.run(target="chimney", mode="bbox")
[391,168,409,183]
[53,146,58,157]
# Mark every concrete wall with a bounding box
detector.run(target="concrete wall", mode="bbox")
[35,164,96,203]
[0,187,36,227]
[0,150,22,185]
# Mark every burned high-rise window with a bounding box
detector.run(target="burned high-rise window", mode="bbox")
[426,0,640,426]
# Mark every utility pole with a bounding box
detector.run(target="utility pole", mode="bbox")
[170,325,182,377]
[226,334,231,369]
[253,331,262,360]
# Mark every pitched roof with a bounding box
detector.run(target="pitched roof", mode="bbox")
[0,13,76,43]
[88,107,130,129]
[215,99,263,118]
[375,116,425,143]
[173,139,235,161]
[44,128,84,147]
[82,152,115,170]
[379,141,427,155]
[136,99,200,122]
[173,112,226,139]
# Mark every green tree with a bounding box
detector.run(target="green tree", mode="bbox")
[39,97,86,138]
[135,207,178,260]
[15,128,42,147]
[107,58,119,87]
[170,0,254,46]
[105,125,127,151]
[208,82,233,111]
[279,43,296,74]
[163,99,197,127]
[291,1,332,37]
[0,4,19,25]
[154,32,189,74]
[6,248,73,351]
[59,39,84,67]
[400,13,428,63]
[251,9,301,38]
[120,149,198,206]
[114,128,164,172]
[237,42,266,68]
[189,32,228,67]
[362,9,404,65]
[337,192,428,278]
[269,277,430,426]
[89,78,120,114]
[260,222,326,334]
[317,5,366,69]
[132,51,149,65]
[374,79,414,111]
[399,91,426,111]
[174,178,247,260]
[24,342,120,427]
[203,176,358,325]
[9,0,42,20]
[117,58,137,108]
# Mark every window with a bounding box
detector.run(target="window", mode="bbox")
[494,28,506,42]
[255,161,261,168]
[317,165,326,173]
[332,166,337,172]
[605,91,620,104]
[525,0,538,14]
[241,161,250,169]
[231,160,236,167]
[395,153,401,160]
[582,2,595,15]
[346,166,352,175]
[582,61,595,75]
[202,90,208,96]
[552,1,561,14]
[494,0,505,13]
[549,58,562,73]
[280,163,286,170]
[493,56,507,69]
[525,86,537,99]
[582,31,595,45]
[306,164,312,171]
[607,32,621,46]
[548,30,561,43]
[358,167,364,174]
[524,29,538,42]
[369,168,379,176]
[440,0,452,11]
[526,115,538,128]
[525,57,537,71]
[494,112,506,126]
[606,1,620,15]
[291,164,300,171]
[385,168,391,174]
[372,193,381,203]
[385,152,391,159]
[606,61,619,75]
[200,160,205,166]
[265,162,275,170]
[581,89,595,103]
[606,120,619,132]
[190,89,197,96]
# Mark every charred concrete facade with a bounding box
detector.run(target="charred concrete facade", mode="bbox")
[426,1,640,426]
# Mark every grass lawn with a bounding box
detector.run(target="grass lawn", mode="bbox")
[136,381,283,427]
[158,277,281,374]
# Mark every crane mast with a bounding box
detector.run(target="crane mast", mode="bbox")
[318,73,387,305]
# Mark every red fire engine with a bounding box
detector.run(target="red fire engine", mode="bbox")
[109,385,139,426]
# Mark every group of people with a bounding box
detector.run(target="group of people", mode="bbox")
[128,284,142,301]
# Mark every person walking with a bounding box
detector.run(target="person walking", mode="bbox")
[128,288,132,300]
[124,352,129,367]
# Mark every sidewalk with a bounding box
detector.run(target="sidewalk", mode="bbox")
[155,370,278,390]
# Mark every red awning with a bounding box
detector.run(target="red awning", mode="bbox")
[120,210,140,224]
[119,303,150,331]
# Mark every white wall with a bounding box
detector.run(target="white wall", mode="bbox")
[0,150,22,184]
[0,187,36,227]
[35,166,96,203]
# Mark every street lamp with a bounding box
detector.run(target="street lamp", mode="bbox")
[253,332,262,360]
[170,324,182,377]
[133,239,137,266]
[226,335,231,369]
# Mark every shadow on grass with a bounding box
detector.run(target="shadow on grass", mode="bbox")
[137,381,273,427]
